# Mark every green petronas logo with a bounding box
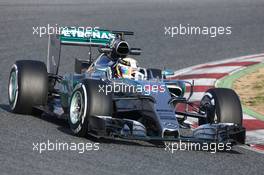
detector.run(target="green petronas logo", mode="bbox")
[61,28,115,40]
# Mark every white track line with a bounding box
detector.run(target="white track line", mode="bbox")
[184,92,205,101]
[243,114,256,120]
[184,78,216,86]
[242,57,264,62]
[183,66,241,75]
[246,129,264,144]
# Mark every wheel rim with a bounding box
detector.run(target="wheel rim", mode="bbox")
[9,70,18,109]
[201,95,217,123]
[70,91,84,124]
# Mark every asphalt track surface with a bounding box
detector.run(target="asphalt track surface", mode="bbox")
[0,0,264,174]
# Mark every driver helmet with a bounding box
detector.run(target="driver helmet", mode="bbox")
[115,57,138,79]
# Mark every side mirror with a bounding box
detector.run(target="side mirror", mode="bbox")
[162,69,175,76]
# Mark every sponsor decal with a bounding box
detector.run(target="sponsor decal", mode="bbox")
[61,27,115,40]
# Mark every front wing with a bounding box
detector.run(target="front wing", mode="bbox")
[88,115,246,145]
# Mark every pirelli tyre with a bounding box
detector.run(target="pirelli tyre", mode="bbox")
[68,79,113,137]
[8,60,48,114]
[199,88,243,126]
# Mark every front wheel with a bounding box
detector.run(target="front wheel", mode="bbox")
[68,79,113,137]
[199,88,243,126]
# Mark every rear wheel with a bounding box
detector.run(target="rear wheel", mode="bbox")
[199,88,243,126]
[68,79,113,137]
[8,60,48,114]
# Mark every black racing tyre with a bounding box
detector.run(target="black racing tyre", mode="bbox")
[147,68,163,80]
[68,79,113,137]
[199,88,243,126]
[8,60,48,114]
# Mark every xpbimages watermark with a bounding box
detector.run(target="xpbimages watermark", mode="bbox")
[32,140,100,154]
[32,24,100,37]
[98,82,166,95]
[164,141,232,153]
[164,24,232,38]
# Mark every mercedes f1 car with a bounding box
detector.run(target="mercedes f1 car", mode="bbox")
[8,28,245,145]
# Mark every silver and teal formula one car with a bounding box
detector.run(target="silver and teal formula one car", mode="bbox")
[8,28,245,146]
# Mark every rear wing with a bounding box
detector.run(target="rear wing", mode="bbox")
[47,27,133,74]
[60,28,115,46]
